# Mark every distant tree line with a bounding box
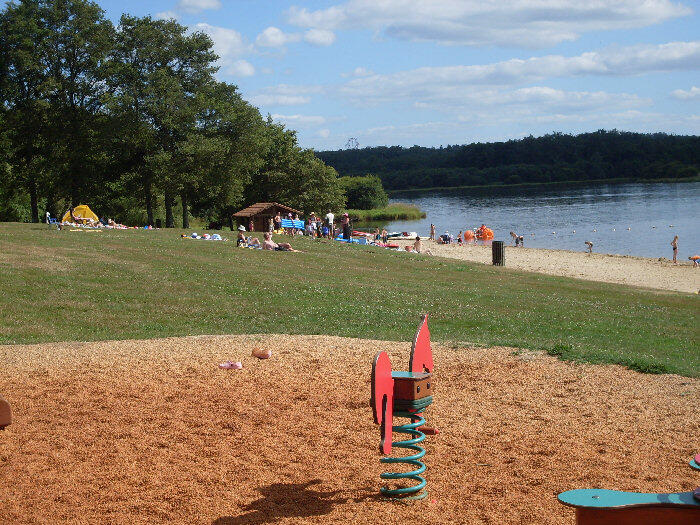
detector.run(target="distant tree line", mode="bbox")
[317,131,700,191]
[0,0,345,226]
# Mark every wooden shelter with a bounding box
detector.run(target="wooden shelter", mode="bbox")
[232,202,302,232]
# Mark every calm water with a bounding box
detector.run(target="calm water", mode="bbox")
[379,182,699,259]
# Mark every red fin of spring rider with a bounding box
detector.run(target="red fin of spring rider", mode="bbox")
[409,314,434,374]
[371,351,394,454]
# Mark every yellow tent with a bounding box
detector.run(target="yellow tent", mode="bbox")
[61,204,99,223]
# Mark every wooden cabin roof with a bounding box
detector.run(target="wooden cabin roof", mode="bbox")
[232,202,301,218]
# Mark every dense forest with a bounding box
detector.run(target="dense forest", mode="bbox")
[0,0,345,227]
[317,131,700,191]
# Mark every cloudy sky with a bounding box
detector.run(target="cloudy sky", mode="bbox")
[97,1,700,148]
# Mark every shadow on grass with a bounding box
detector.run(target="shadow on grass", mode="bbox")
[213,480,379,524]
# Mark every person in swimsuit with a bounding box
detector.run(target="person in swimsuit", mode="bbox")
[671,235,678,264]
[262,232,299,251]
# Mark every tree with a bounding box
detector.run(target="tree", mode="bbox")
[339,175,388,209]
[247,119,345,214]
[135,19,217,227]
[43,0,114,206]
[0,0,51,222]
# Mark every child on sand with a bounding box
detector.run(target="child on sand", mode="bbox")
[585,241,593,253]
[689,255,699,268]
[414,236,432,255]
[671,235,678,264]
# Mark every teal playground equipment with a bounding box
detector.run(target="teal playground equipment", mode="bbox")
[371,314,435,500]
[558,453,700,524]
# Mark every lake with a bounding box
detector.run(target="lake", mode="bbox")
[378,181,699,259]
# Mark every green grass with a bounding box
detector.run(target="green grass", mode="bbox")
[0,222,697,377]
[346,203,426,222]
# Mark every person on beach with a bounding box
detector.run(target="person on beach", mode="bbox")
[414,236,432,255]
[341,212,351,240]
[430,224,436,241]
[268,217,274,233]
[458,231,463,246]
[689,255,699,268]
[325,209,335,237]
[273,213,282,232]
[671,235,678,264]
[237,225,248,247]
[381,229,388,244]
[262,232,299,251]
[585,241,593,253]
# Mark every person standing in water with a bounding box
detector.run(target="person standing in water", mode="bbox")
[671,235,678,264]
[430,223,435,241]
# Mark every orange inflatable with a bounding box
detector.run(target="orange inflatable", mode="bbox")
[463,230,475,241]
[475,226,494,240]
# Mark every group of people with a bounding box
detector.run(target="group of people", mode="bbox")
[256,210,352,240]
[237,226,299,252]
[54,208,128,229]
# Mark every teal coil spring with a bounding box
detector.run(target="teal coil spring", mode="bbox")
[380,410,428,500]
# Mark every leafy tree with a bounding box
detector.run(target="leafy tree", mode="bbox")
[0,0,51,222]
[247,120,345,214]
[339,175,388,209]
[42,0,114,206]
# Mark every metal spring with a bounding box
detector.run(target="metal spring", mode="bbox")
[380,410,428,500]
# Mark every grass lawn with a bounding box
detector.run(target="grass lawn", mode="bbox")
[0,222,697,376]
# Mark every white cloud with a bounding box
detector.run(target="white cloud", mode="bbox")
[287,0,692,48]
[671,86,700,100]
[339,41,700,105]
[318,129,331,138]
[250,83,326,107]
[228,60,255,77]
[255,27,302,48]
[155,11,179,21]
[272,114,327,126]
[249,94,311,106]
[177,0,222,13]
[303,29,336,46]
[342,66,374,77]
[193,23,254,75]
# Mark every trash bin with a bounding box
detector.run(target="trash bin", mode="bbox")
[492,240,505,266]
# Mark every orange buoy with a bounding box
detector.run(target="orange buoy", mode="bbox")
[463,230,475,241]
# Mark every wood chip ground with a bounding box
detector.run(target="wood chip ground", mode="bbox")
[1,335,697,524]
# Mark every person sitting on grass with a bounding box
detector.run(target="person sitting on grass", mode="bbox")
[237,225,248,247]
[262,232,299,252]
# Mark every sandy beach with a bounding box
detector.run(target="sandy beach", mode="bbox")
[1,334,698,524]
[392,240,700,293]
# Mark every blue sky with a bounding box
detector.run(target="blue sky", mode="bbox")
[33,1,700,148]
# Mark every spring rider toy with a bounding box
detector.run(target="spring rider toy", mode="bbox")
[558,453,700,524]
[0,395,11,430]
[371,314,434,500]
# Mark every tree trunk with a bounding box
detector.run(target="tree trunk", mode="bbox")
[229,216,234,231]
[144,176,154,226]
[181,192,189,229]
[28,177,39,223]
[165,190,174,228]
[46,191,58,219]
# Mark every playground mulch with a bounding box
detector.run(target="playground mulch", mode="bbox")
[0,335,697,524]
